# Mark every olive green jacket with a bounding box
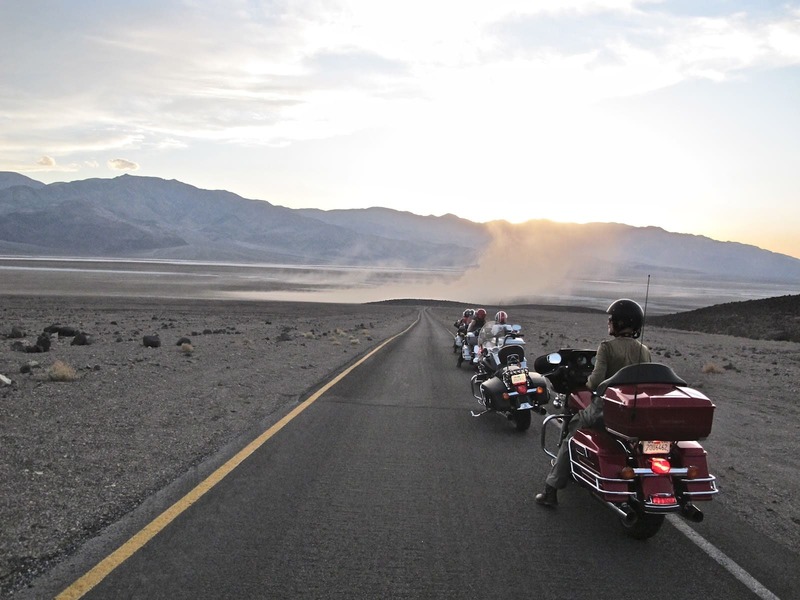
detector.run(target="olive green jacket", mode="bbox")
[586,336,652,391]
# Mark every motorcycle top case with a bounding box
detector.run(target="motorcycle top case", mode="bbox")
[602,383,715,441]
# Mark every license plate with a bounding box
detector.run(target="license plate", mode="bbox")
[510,373,526,385]
[642,440,670,454]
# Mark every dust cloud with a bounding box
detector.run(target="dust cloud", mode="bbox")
[2,244,788,313]
[230,221,630,309]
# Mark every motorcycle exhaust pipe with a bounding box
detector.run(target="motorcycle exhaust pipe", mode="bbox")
[681,503,704,523]
[604,501,637,524]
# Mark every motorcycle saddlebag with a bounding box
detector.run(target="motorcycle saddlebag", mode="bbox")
[480,377,515,410]
[672,441,717,500]
[602,383,715,441]
[569,429,630,502]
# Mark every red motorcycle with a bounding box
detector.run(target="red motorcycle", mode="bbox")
[534,349,718,539]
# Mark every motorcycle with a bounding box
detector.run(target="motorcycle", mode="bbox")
[533,348,718,539]
[457,327,480,368]
[453,322,467,354]
[458,320,518,369]
[469,324,549,431]
[476,323,527,377]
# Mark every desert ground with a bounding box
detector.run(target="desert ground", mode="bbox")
[1,287,799,596]
[0,293,419,596]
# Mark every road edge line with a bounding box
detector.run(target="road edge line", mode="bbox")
[667,515,781,600]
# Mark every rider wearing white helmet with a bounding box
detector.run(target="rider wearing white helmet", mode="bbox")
[454,308,474,330]
[491,310,512,342]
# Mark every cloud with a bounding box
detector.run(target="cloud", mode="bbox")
[6,155,78,174]
[2,1,800,179]
[108,158,140,171]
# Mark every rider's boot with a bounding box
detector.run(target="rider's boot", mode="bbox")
[535,485,558,507]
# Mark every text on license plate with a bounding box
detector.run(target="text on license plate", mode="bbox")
[511,373,527,385]
[642,440,671,454]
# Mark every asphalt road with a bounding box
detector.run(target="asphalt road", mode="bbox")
[29,309,799,599]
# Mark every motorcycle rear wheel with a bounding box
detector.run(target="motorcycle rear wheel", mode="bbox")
[620,512,664,540]
[513,409,531,431]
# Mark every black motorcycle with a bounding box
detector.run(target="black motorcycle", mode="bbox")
[470,329,549,431]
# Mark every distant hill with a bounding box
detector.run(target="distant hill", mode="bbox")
[0,172,46,190]
[297,206,491,249]
[649,294,800,342]
[1,172,800,288]
[0,174,475,267]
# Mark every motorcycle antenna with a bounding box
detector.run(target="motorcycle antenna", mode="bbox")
[638,274,651,362]
[632,274,651,421]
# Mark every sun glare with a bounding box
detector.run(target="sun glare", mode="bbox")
[346,86,712,234]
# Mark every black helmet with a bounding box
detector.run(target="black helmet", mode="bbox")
[463,309,475,317]
[606,298,644,338]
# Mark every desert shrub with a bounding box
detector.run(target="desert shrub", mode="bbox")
[180,342,194,355]
[48,360,77,382]
[349,337,360,346]
[301,331,315,339]
[701,362,725,375]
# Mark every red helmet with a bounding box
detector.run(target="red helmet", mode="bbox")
[475,308,487,319]
[495,310,507,324]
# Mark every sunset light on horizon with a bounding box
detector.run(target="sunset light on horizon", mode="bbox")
[2,1,799,259]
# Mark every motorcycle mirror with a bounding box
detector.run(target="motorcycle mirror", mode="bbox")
[546,352,562,365]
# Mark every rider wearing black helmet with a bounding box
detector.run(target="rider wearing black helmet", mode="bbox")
[586,298,648,389]
[535,298,652,507]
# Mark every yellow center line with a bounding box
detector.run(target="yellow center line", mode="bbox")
[57,315,419,599]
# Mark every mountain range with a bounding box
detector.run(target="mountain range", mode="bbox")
[1,172,799,286]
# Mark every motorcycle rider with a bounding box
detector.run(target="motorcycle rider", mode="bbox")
[454,308,474,331]
[461,308,487,362]
[491,310,511,342]
[535,298,652,507]
[466,308,487,339]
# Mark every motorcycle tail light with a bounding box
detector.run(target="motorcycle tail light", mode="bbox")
[650,495,677,506]
[650,458,671,475]
[619,466,635,480]
[515,383,527,395]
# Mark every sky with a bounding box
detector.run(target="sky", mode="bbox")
[2,0,799,259]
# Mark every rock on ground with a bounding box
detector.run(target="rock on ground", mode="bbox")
[0,295,415,596]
